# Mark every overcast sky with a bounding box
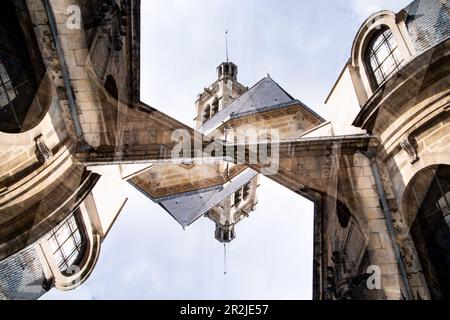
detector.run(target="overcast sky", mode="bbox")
[42,0,412,300]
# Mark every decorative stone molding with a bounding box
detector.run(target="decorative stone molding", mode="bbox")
[35,202,102,292]
[400,135,419,164]
[35,134,53,162]
[350,10,415,104]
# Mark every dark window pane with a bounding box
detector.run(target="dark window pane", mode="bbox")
[365,28,403,87]
[48,212,85,273]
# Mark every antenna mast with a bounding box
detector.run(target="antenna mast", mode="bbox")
[225,30,229,62]
[224,243,227,276]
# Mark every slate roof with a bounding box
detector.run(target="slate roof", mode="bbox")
[0,246,47,300]
[404,0,450,54]
[156,168,258,228]
[199,75,323,134]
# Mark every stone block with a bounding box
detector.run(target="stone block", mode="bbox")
[367,218,388,233]
[379,232,394,249]
[380,263,399,275]
[369,247,397,264]
[72,80,93,92]
[368,232,382,249]
[68,66,89,80]
[354,176,372,190]
[74,49,89,66]
[80,111,99,124]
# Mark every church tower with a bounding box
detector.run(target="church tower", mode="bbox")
[193,60,259,243]
[195,61,247,129]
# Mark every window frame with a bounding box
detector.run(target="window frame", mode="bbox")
[47,209,87,274]
[365,27,404,89]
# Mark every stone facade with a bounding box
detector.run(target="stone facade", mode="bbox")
[0,0,449,300]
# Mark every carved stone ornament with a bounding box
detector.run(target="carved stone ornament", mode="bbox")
[400,135,419,164]
[35,134,53,162]
[91,0,129,51]
[325,251,371,300]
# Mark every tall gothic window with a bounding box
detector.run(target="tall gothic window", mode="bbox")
[48,210,86,274]
[365,27,403,88]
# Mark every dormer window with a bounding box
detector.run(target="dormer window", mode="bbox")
[47,210,86,274]
[365,27,403,88]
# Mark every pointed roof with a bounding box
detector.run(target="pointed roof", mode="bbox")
[156,169,257,228]
[199,75,323,134]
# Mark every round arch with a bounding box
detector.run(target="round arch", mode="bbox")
[401,164,450,299]
[350,10,415,104]
[37,203,102,291]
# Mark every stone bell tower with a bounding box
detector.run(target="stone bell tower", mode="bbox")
[195,61,247,129]
[192,60,259,244]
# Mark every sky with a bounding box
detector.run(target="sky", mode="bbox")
[42,0,412,300]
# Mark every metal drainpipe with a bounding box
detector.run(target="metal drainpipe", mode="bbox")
[365,151,413,300]
[43,0,84,140]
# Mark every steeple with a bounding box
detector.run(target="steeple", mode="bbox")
[217,30,237,81]
[215,223,236,243]
[224,244,227,276]
[217,61,238,81]
[195,60,245,129]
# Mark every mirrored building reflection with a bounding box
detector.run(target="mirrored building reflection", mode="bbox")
[0,0,449,300]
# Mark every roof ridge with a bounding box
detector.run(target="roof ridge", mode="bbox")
[199,75,269,130]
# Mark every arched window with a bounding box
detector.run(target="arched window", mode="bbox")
[410,165,450,299]
[365,27,403,88]
[0,1,48,133]
[202,105,210,124]
[234,189,242,206]
[0,62,17,108]
[211,98,219,116]
[47,210,86,274]
[243,182,251,201]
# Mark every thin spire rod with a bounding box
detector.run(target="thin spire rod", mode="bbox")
[225,30,229,62]
[224,243,227,276]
